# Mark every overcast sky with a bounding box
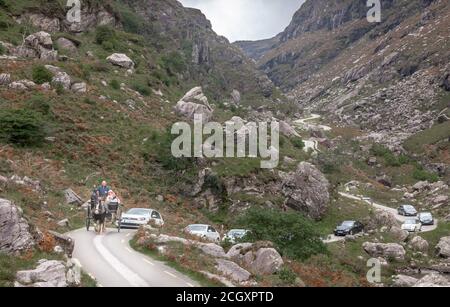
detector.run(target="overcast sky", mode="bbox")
[179,0,305,42]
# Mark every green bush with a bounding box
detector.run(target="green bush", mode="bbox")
[291,138,305,149]
[161,52,186,76]
[95,26,116,45]
[27,95,51,115]
[0,43,5,55]
[278,267,298,285]
[0,109,45,146]
[235,208,327,260]
[413,168,439,183]
[110,79,120,90]
[32,65,53,84]
[132,83,150,96]
[144,129,194,171]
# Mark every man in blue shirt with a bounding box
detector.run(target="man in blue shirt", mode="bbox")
[97,181,110,199]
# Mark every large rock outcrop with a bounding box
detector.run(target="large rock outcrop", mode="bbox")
[107,53,135,69]
[436,237,450,258]
[12,31,58,61]
[243,248,284,275]
[362,242,406,261]
[0,198,35,255]
[174,87,213,123]
[281,162,330,220]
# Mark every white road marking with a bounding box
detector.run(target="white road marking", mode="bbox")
[125,247,133,253]
[164,271,178,278]
[93,235,149,287]
[142,258,155,266]
[186,282,194,287]
[88,273,95,280]
[126,233,131,238]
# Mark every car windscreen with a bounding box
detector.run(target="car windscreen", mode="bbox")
[230,230,246,236]
[189,225,206,231]
[342,221,355,227]
[420,213,432,218]
[404,205,415,210]
[405,220,417,224]
[127,209,150,216]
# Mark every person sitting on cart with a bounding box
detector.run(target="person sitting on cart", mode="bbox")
[96,181,110,200]
[106,190,121,206]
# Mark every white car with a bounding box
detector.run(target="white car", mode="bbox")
[120,208,164,228]
[184,224,220,242]
[401,218,422,232]
[223,229,250,243]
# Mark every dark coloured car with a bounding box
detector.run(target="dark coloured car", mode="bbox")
[418,212,434,226]
[334,221,364,236]
[397,205,418,216]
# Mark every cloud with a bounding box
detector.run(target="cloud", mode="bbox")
[179,0,305,42]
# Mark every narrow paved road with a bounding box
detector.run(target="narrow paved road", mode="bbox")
[68,228,199,287]
[323,192,438,244]
[339,192,438,232]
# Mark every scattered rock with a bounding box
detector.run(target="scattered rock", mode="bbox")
[230,89,241,104]
[390,226,409,242]
[52,72,71,90]
[278,121,300,138]
[362,242,406,261]
[215,259,251,283]
[0,198,35,255]
[174,86,213,123]
[281,162,330,220]
[226,243,253,259]
[0,73,11,86]
[56,37,77,52]
[71,82,87,93]
[433,195,448,205]
[413,181,431,192]
[63,188,83,205]
[414,273,450,287]
[198,243,227,258]
[15,260,67,287]
[66,258,81,286]
[410,236,429,252]
[436,237,450,258]
[57,219,70,228]
[107,53,135,69]
[48,231,75,258]
[244,248,284,275]
[393,275,419,287]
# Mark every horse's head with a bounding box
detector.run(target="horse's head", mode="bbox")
[94,201,103,215]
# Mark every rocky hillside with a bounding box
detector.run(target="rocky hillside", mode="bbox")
[236,0,450,153]
[3,0,275,103]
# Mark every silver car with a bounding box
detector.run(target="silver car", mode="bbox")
[401,218,422,232]
[223,229,250,243]
[184,224,220,242]
[120,208,164,228]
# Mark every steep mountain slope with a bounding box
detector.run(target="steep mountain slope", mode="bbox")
[237,0,450,152]
[4,0,275,102]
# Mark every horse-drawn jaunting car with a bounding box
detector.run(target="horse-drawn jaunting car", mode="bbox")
[86,198,122,234]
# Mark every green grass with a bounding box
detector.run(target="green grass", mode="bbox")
[421,222,450,256]
[404,121,450,154]
[130,239,224,287]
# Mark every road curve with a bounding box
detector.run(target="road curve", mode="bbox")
[339,192,438,233]
[323,192,438,244]
[68,228,199,287]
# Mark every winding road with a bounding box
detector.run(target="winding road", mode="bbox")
[323,192,438,244]
[68,228,199,287]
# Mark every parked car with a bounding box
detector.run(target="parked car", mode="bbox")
[184,224,221,242]
[334,221,364,236]
[223,229,250,243]
[418,212,434,226]
[401,218,422,232]
[397,205,418,216]
[119,208,164,228]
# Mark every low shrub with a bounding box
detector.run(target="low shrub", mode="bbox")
[32,65,53,84]
[0,109,45,146]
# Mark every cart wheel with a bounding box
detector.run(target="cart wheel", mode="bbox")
[117,220,121,233]
[86,206,91,231]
